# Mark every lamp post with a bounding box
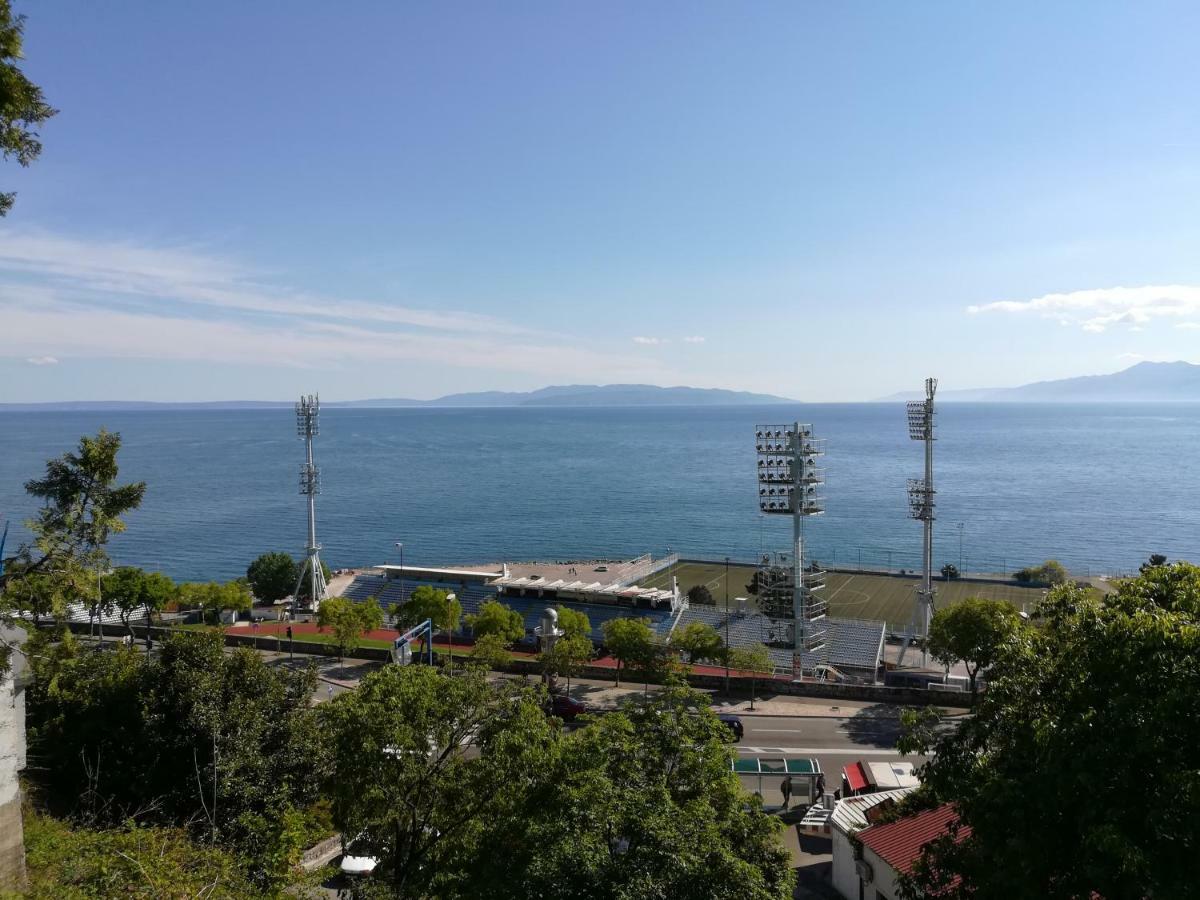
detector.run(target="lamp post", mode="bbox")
[724,556,730,695]
[957,522,964,574]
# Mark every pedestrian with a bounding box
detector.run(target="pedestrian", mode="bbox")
[327,684,334,701]
[780,775,793,810]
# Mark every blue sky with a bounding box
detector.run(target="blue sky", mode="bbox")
[3,1,1199,402]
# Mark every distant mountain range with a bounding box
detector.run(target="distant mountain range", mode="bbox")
[879,361,1200,402]
[0,384,794,411]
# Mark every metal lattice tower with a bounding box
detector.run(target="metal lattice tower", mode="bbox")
[904,378,937,658]
[756,423,827,677]
[294,394,328,608]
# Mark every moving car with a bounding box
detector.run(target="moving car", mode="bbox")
[546,693,589,722]
[717,713,744,741]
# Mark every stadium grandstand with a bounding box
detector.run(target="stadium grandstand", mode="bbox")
[332,553,886,677]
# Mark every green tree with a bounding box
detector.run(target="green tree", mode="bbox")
[940,563,960,580]
[102,566,177,644]
[0,1,56,217]
[539,632,593,693]
[181,580,252,625]
[317,595,384,663]
[465,599,525,644]
[687,583,714,605]
[898,563,1200,899]
[469,632,513,670]
[926,597,1020,694]
[25,629,326,882]
[399,585,463,668]
[670,620,726,664]
[555,604,592,640]
[1140,552,1168,573]
[601,617,656,687]
[320,664,558,897]
[0,429,145,670]
[463,682,795,900]
[245,551,298,603]
[1013,558,1069,585]
[728,643,773,707]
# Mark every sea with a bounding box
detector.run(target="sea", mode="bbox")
[0,404,1197,584]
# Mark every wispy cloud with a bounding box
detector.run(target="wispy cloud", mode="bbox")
[1176,321,1200,330]
[967,285,1200,333]
[0,228,674,383]
[25,355,58,366]
[632,336,666,345]
[682,335,705,344]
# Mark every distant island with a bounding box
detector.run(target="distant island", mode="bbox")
[0,384,794,411]
[879,361,1200,403]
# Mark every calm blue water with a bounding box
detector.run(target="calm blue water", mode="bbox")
[1,404,1197,583]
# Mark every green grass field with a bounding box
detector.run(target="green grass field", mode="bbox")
[639,560,1047,631]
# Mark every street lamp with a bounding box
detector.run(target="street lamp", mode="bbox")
[957,522,964,574]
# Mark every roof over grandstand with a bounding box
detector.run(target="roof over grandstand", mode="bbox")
[377,564,502,581]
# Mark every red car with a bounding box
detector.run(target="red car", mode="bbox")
[546,693,589,722]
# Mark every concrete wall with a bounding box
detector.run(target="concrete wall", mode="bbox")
[0,667,27,892]
[861,845,901,900]
[831,827,859,900]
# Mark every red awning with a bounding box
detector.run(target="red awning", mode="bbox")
[843,762,869,793]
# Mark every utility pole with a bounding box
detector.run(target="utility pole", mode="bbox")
[900,378,937,667]
[293,395,328,609]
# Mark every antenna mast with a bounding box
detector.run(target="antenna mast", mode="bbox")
[902,378,937,664]
[294,394,328,608]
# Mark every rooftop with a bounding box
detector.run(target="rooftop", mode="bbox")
[830,788,916,835]
[857,803,968,876]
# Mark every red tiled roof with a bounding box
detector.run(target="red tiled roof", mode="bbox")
[857,803,969,875]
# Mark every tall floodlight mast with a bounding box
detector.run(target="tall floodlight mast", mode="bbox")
[294,394,328,608]
[903,378,937,663]
[755,423,827,678]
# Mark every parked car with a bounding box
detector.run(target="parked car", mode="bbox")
[340,834,378,878]
[717,713,744,741]
[546,693,589,722]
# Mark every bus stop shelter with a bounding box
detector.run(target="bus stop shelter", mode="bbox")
[732,757,825,805]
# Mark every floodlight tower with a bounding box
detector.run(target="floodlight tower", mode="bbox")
[755,423,827,677]
[905,378,937,658]
[294,394,328,608]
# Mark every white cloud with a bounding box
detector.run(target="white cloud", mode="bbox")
[0,228,677,383]
[967,284,1200,333]
[1115,352,1144,362]
[682,335,706,344]
[1176,321,1200,330]
[632,336,666,345]
[25,355,58,365]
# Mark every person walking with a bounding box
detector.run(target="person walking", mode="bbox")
[780,775,793,810]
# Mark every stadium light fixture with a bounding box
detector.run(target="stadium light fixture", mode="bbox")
[755,423,828,676]
[903,378,937,663]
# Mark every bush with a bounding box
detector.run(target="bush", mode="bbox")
[1014,560,1069,585]
[941,564,960,581]
[687,584,714,605]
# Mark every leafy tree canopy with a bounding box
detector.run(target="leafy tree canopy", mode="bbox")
[601,617,657,687]
[1,429,145,671]
[469,632,513,670]
[671,620,726,664]
[687,583,714,605]
[926,597,1021,694]
[24,629,326,888]
[899,562,1200,899]
[317,595,384,661]
[101,566,177,638]
[539,632,593,691]
[1013,558,1069,585]
[554,604,592,641]
[399,584,462,633]
[0,0,57,216]
[179,579,251,623]
[245,551,298,603]
[465,599,525,644]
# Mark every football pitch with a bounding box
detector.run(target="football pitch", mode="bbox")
[638,560,1047,631]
